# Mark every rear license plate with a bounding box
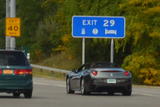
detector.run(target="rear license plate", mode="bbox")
[107,79,116,83]
[3,70,13,75]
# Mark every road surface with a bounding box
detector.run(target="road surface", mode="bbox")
[0,77,160,107]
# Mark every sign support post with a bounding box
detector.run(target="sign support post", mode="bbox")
[10,0,16,50]
[6,0,16,50]
[110,39,114,64]
[82,38,85,65]
[6,0,10,50]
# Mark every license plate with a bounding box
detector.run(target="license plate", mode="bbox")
[107,79,116,83]
[3,70,13,75]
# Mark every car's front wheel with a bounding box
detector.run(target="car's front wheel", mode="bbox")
[66,78,74,94]
[81,79,90,95]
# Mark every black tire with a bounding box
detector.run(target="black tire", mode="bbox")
[81,79,90,95]
[13,92,20,98]
[122,85,132,96]
[122,90,132,96]
[24,90,32,98]
[108,91,114,95]
[66,78,74,94]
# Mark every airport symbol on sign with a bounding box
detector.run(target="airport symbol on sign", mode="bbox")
[72,16,125,38]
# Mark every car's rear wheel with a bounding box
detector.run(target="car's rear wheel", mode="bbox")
[123,90,131,96]
[13,92,20,98]
[122,85,132,96]
[108,91,114,95]
[81,79,90,95]
[66,78,74,94]
[24,90,32,98]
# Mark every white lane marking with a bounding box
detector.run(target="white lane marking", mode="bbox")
[142,94,157,97]
[133,90,160,97]
[133,85,160,89]
[137,93,157,97]
[134,89,160,94]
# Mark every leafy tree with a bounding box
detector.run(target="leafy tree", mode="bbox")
[120,0,160,84]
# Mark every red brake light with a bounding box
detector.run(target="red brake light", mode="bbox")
[0,69,2,75]
[91,70,98,76]
[124,71,129,76]
[14,69,32,75]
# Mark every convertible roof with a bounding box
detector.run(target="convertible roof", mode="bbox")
[87,62,120,68]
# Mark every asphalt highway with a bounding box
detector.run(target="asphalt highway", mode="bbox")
[0,77,160,107]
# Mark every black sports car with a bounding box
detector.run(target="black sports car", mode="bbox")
[66,62,132,96]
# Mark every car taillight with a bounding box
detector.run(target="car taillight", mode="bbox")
[124,71,129,76]
[91,70,98,76]
[0,69,2,75]
[14,69,32,75]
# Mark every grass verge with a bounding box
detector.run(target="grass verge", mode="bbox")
[32,52,80,80]
[33,68,66,80]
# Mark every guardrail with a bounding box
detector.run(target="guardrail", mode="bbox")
[31,64,70,74]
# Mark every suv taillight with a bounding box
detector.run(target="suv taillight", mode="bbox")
[0,69,2,75]
[14,69,32,75]
[124,71,129,76]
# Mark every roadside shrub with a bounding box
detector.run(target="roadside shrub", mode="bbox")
[122,52,160,85]
[139,68,160,85]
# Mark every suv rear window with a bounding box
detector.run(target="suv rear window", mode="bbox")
[0,51,29,66]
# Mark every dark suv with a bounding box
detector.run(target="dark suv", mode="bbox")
[0,50,33,98]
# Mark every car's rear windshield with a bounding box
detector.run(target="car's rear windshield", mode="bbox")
[0,51,29,66]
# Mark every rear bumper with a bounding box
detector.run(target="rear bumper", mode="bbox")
[0,80,33,93]
[87,78,131,92]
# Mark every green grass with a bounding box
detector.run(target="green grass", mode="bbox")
[32,52,80,80]
[37,52,81,70]
[33,68,66,80]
